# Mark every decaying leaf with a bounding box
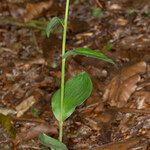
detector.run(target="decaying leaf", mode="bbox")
[103,61,147,107]
[0,113,16,139]
[131,90,150,109]
[15,96,36,117]
[0,107,16,116]
[117,75,141,107]
[23,0,53,22]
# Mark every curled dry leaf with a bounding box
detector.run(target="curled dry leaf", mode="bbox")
[23,0,53,22]
[103,61,147,107]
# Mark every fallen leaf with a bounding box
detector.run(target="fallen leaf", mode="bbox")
[132,90,150,109]
[0,107,16,116]
[117,75,141,107]
[0,113,16,139]
[103,61,147,107]
[15,96,36,117]
[23,0,53,22]
[117,18,128,26]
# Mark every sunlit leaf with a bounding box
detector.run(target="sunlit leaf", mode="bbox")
[39,133,68,150]
[0,113,16,139]
[46,17,64,37]
[52,72,93,121]
[63,47,114,64]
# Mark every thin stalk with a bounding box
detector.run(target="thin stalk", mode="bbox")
[59,0,70,142]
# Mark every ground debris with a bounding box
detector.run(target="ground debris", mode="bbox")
[93,137,140,150]
[103,61,147,108]
[15,96,36,117]
[14,123,57,145]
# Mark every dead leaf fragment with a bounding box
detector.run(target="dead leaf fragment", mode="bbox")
[117,18,128,26]
[23,0,53,22]
[132,91,150,109]
[0,113,16,139]
[119,61,146,81]
[15,96,36,117]
[117,75,141,107]
[0,107,16,116]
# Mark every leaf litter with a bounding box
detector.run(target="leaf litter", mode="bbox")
[0,0,150,149]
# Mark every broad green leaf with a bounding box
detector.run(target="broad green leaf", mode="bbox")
[46,17,64,37]
[39,133,68,150]
[52,72,92,121]
[63,47,114,64]
[0,113,16,139]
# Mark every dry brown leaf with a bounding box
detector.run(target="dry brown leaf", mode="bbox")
[117,75,141,107]
[15,96,36,117]
[103,61,147,107]
[117,18,128,26]
[23,0,53,22]
[119,61,146,81]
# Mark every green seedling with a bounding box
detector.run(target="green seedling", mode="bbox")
[92,7,103,18]
[102,42,113,51]
[39,0,114,149]
[31,107,40,118]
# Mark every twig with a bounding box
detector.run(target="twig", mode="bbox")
[12,116,45,123]
[95,0,103,8]
[110,106,150,114]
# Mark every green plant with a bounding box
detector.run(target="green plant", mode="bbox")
[39,0,114,149]
[92,7,103,18]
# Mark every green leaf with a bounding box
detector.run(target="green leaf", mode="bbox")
[46,17,64,37]
[0,113,16,139]
[39,133,68,150]
[63,47,114,64]
[52,72,93,121]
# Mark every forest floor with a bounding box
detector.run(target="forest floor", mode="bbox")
[0,0,150,149]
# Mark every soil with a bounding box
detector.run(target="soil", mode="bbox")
[0,0,150,149]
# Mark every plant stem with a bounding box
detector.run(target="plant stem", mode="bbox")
[59,0,70,142]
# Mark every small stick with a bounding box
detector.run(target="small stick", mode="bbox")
[110,106,150,114]
[11,116,45,123]
[94,0,105,9]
